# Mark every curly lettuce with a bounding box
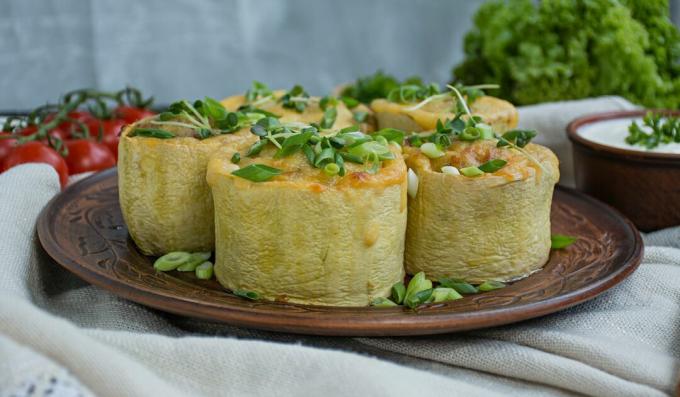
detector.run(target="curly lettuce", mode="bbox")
[453,0,680,107]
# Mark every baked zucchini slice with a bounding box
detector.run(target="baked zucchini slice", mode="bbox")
[371,84,518,133]
[207,120,407,306]
[118,99,261,255]
[404,120,559,283]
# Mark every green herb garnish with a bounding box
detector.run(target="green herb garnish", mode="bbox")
[478,280,506,292]
[242,119,403,177]
[340,70,423,104]
[391,282,406,304]
[626,112,680,149]
[371,297,398,307]
[147,97,269,140]
[232,164,282,182]
[231,152,241,164]
[245,81,273,103]
[195,261,214,280]
[129,128,175,139]
[234,290,260,300]
[478,159,507,173]
[153,251,191,271]
[496,129,537,148]
[551,234,577,249]
[438,278,478,294]
[280,85,310,113]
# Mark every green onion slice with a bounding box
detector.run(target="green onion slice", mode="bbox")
[130,128,175,139]
[551,234,577,249]
[460,166,484,177]
[478,159,507,173]
[371,297,398,307]
[478,280,506,292]
[234,290,260,300]
[420,142,445,158]
[431,287,463,303]
[391,282,406,304]
[195,261,214,280]
[177,252,212,272]
[232,164,282,182]
[154,251,191,271]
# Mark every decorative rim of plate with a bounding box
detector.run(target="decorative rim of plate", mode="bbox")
[37,169,643,336]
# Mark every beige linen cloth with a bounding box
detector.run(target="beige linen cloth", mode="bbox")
[0,97,678,397]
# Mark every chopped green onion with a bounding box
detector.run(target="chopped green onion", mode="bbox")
[232,164,282,182]
[391,282,406,304]
[459,126,481,141]
[374,128,405,144]
[314,147,336,167]
[478,280,506,292]
[407,169,419,198]
[324,162,340,176]
[478,123,494,139]
[496,129,537,148]
[195,261,214,279]
[319,107,337,129]
[551,234,577,249]
[460,166,484,177]
[478,159,507,173]
[431,287,463,303]
[341,96,360,109]
[246,139,268,157]
[130,128,175,139]
[440,165,460,175]
[234,290,260,300]
[371,297,398,307]
[420,142,445,158]
[438,278,478,294]
[353,111,368,122]
[404,272,432,305]
[177,252,212,272]
[405,288,433,308]
[231,152,241,164]
[154,251,191,271]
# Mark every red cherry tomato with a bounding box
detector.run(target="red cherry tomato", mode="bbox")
[114,106,154,124]
[0,133,18,163]
[64,139,116,175]
[86,118,126,139]
[2,141,69,188]
[102,133,120,161]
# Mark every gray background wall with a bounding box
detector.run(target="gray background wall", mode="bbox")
[1,0,678,109]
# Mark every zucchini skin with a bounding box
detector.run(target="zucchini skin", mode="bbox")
[404,144,559,283]
[207,150,407,306]
[118,123,256,256]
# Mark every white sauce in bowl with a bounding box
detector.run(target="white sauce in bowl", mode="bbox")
[577,117,680,154]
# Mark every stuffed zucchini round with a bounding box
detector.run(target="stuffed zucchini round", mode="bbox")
[404,122,559,283]
[221,82,358,129]
[371,84,518,133]
[206,120,407,306]
[118,99,260,255]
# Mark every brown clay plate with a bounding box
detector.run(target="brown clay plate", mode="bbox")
[37,168,643,336]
